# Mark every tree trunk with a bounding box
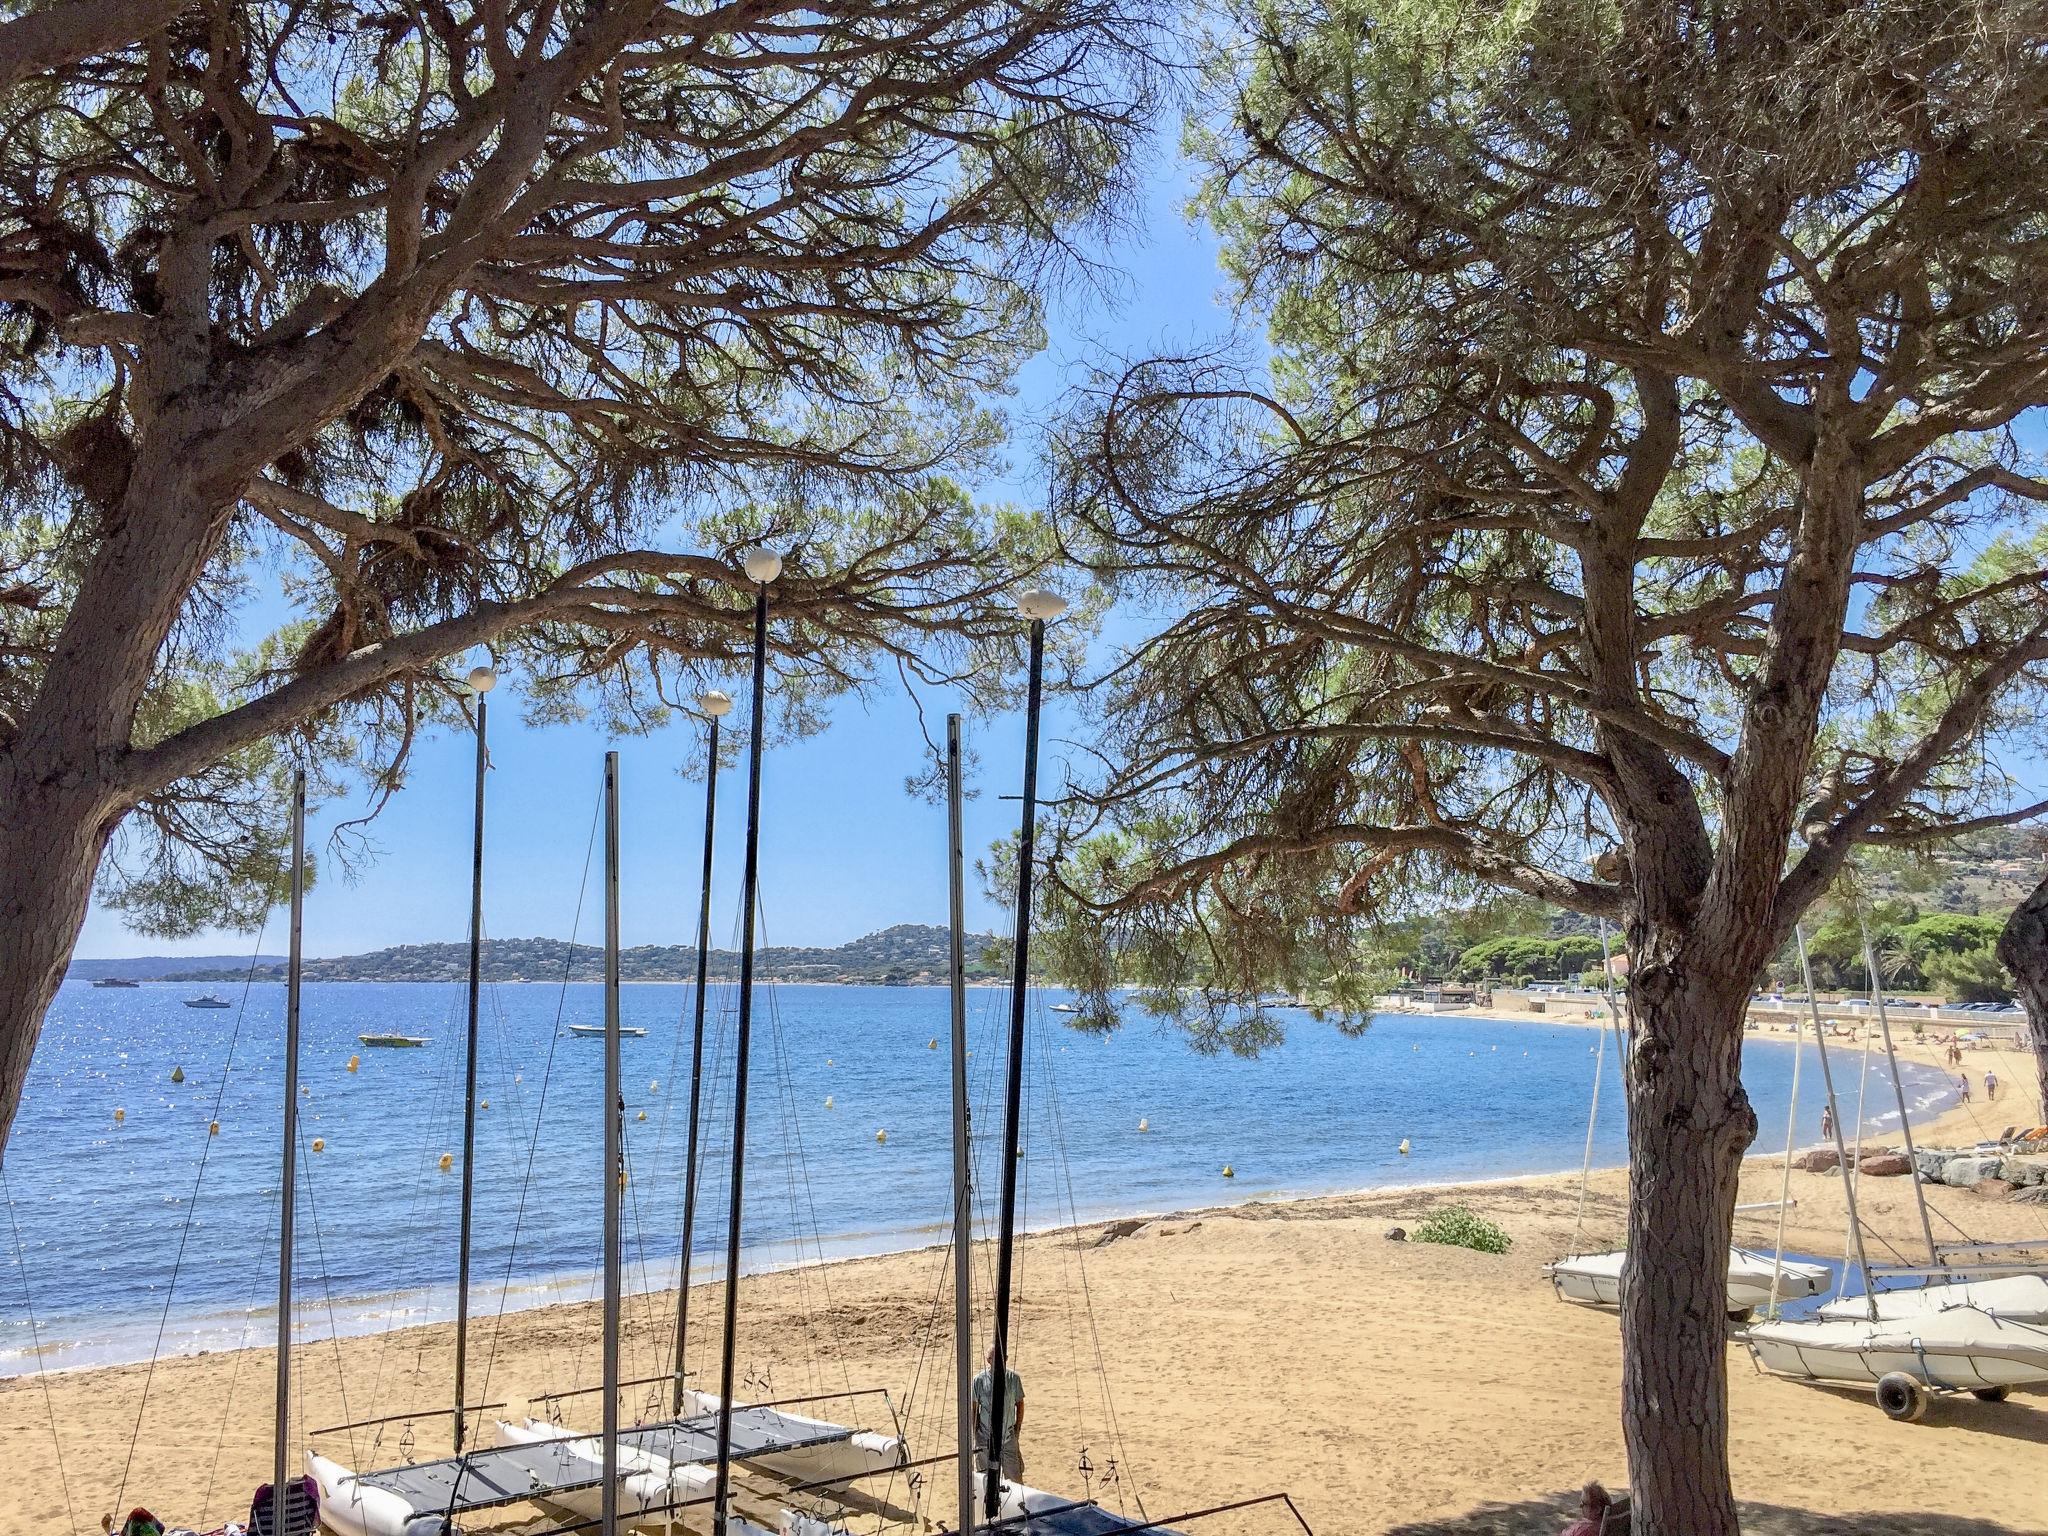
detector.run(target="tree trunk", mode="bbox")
[1995,872,2048,1117]
[1620,941,1758,1536]
[0,767,126,1152]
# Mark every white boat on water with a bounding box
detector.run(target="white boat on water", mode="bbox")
[1817,1273,2048,1325]
[566,1022,648,1038]
[357,1032,429,1048]
[1546,1246,1832,1318]
[1742,1305,2048,1419]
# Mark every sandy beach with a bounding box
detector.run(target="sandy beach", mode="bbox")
[3,1025,2041,1536]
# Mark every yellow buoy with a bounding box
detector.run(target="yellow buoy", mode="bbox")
[636,1110,647,1122]
[113,1107,125,1123]
[827,1058,834,1067]
[875,1129,888,1144]
[928,1039,937,1050]
[1138,1118,1149,1132]
[312,1138,326,1153]
[480,1099,489,1110]
[347,1054,360,1073]
[824,1095,835,1109]
[170,1065,185,1084]
[1398,1138,1411,1155]
[209,1120,220,1136]
[1221,1164,1235,1178]
[439,1152,454,1172]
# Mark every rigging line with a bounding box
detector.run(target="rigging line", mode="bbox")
[1036,1018,1148,1518]
[111,912,272,1521]
[198,1187,278,1526]
[472,786,605,1417]
[295,1112,357,1463]
[0,1159,77,1536]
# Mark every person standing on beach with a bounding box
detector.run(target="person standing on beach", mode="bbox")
[1960,1073,1972,1103]
[1820,1104,1835,1142]
[972,1343,1026,1483]
[1986,1070,1998,1101]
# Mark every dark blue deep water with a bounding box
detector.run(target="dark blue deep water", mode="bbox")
[1,981,1952,1373]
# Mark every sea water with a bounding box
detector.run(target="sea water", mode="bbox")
[1,981,1953,1374]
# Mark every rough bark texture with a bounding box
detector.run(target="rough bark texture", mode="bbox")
[1617,934,1758,1534]
[1996,873,2048,1115]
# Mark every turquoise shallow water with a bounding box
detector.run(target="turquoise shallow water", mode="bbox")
[1,981,1952,1374]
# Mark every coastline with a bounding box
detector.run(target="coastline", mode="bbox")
[5,1102,2042,1534]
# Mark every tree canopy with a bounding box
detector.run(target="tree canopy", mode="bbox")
[1038,1,2048,1527]
[0,0,1152,1143]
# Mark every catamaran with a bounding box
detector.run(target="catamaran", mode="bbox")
[1815,1273,2048,1325]
[1547,1246,1832,1318]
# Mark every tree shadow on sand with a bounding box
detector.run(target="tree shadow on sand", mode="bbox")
[1382,1495,2043,1535]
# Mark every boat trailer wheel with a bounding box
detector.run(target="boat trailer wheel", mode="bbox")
[1971,1385,2011,1403]
[1875,1371,1929,1422]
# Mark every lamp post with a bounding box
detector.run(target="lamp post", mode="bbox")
[984,588,1066,1519]
[712,548,781,1533]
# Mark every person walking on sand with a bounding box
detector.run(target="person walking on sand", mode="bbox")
[972,1343,1026,1483]
[1959,1072,1972,1103]
[1986,1070,1998,1101]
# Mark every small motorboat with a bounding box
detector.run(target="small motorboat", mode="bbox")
[184,994,233,1009]
[565,1023,647,1038]
[1818,1272,2048,1326]
[1048,1002,1082,1014]
[1546,1246,1832,1319]
[357,1032,429,1048]
[1743,1304,2048,1419]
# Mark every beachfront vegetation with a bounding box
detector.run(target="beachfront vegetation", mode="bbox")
[1410,1205,1513,1256]
[1041,2,2048,1529]
[0,0,1155,1145]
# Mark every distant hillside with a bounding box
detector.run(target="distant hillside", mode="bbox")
[68,953,287,981]
[153,923,1003,985]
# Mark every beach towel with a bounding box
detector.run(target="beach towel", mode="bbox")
[119,1511,166,1536]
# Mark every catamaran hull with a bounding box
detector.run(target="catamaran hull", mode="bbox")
[679,1391,904,1487]
[307,1452,459,1536]
[1817,1274,2048,1325]
[1744,1308,2048,1393]
[1547,1247,1830,1313]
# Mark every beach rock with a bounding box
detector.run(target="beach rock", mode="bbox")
[1858,1153,1912,1177]
[1384,1226,1407,1242]
[2000,1157,2047,1188]
[1942,1156,2005,1188]
[1801,1149,1842,1173]
[1973,1179,2014,1200]
[2011,1185,2048,1205]
[1914,1149,1954,1182]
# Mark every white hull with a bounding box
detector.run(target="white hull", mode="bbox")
[307,1451,458,1536]
[1744,1306,2048,1391]
[1547,1246,1831,1313]
[1817,1273,2048,1325]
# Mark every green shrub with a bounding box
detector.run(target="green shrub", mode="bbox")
[1410,1204,1512,1255]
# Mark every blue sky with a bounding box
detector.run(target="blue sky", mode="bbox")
[76,145,1233,960]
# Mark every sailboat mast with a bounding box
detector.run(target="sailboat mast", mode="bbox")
[1861,924,1939,1267]
[715,549,781,1531]
[674,691,731,1415]
[985,590,1064,1520]
[274,770,308,1516]
[945,713,975,1536]
[454,666,493,1452]
[1798,926,1878,1320]
[602,752,624,1536]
